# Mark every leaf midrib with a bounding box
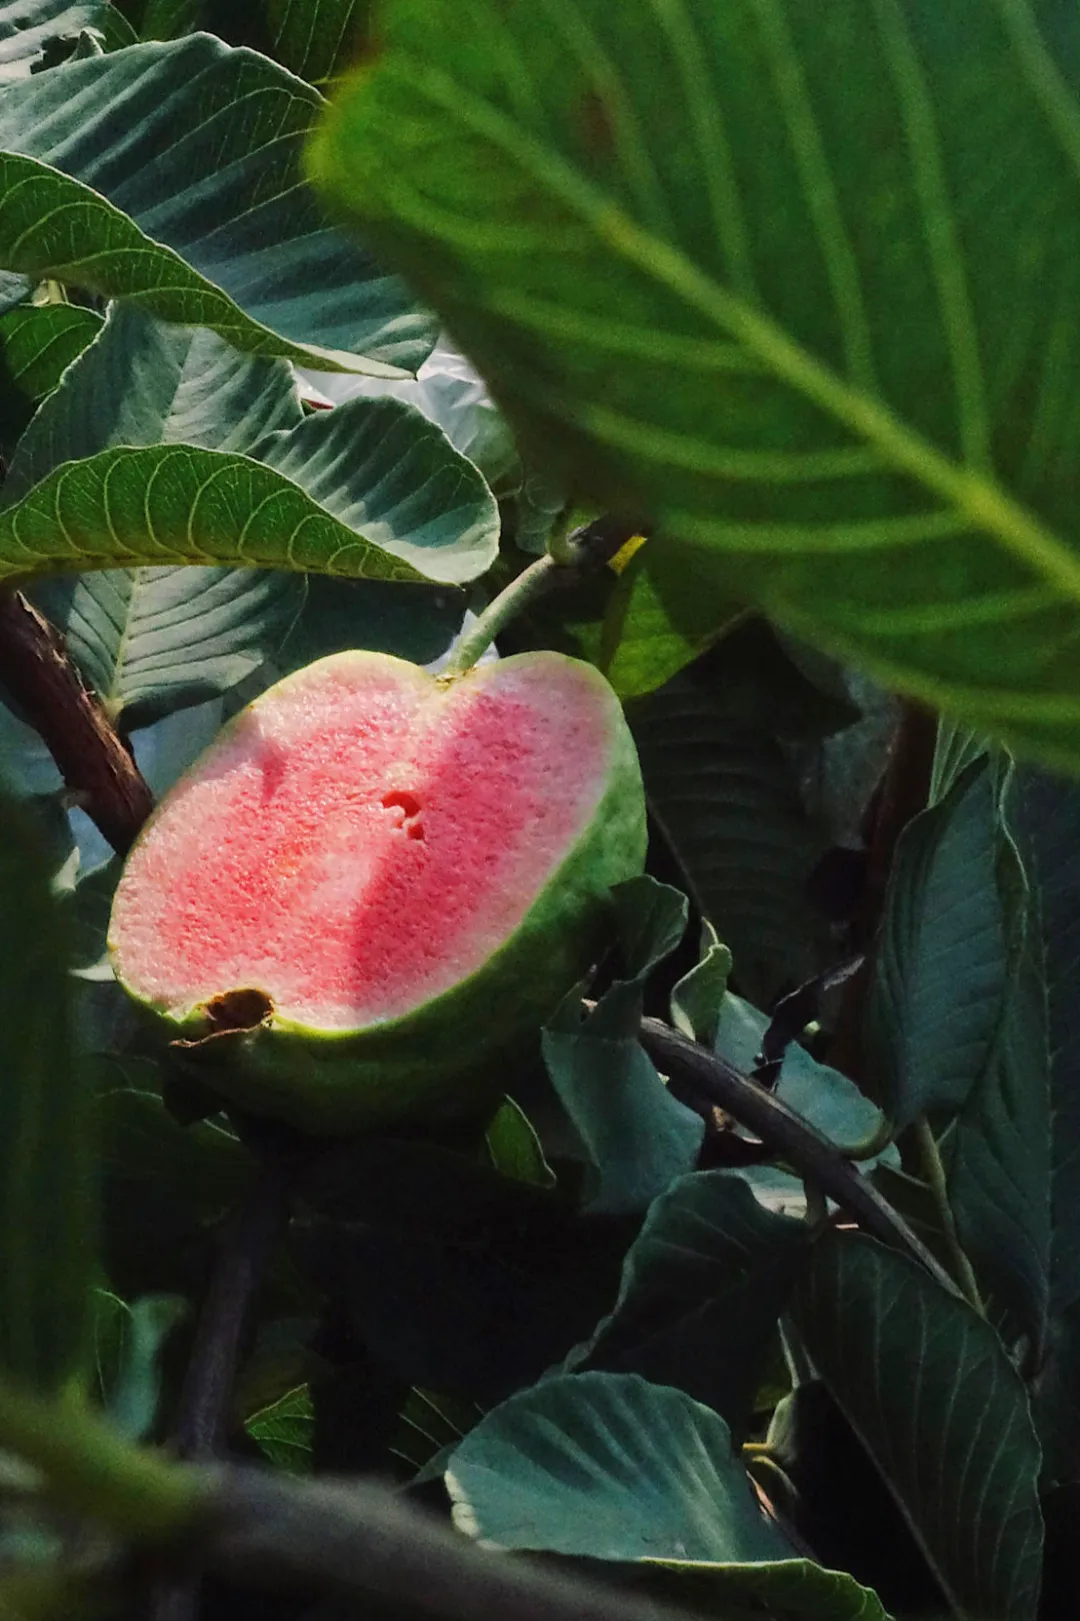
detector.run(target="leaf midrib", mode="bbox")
[378,52,1080,605]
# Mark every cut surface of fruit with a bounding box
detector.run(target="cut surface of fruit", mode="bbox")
[110,652,622,1032]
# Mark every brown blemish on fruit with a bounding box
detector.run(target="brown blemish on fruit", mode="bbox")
[202,987,274,1034]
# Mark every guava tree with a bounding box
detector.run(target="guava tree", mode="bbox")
[0,4,1076,1621]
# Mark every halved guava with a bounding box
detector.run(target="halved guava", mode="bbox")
[108,649,646,1133]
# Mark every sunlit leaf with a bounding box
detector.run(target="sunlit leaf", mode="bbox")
[0,32,435,371]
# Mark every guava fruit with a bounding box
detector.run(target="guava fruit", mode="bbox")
[108,649,646,1134]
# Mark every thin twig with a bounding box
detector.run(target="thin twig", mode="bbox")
[0,588,152,854]
[200,1465,695,1621]
[638,1017,960,1298]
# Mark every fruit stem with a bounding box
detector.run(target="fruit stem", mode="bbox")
[443,516,647,677]
[444,554,559,676]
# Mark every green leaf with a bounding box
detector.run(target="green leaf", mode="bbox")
[0,0,132,78]
[670,920,733,1048]
[37,567,304,727]
[629,635,836,1006]
[574,1170,808,1437]
[95,1083,253,1296]
[448,1371,889,1620]
[946,899,1051,1355]
[864,759,1006,1126]
[392,1385,484,1477]
[7,304,304,500]
[791,1230,1043,1621]
[15,304,306,720]
[542,876,703,1213]
[91,1289,185,1439]
[0,417,497,588]
[448,1370,787,1561]
[303,339,522,498]
[483,1098,555,1189]
[758,1379,937,1616]
[0,792,95,1393]
[245,1382,315,1472]
[642,1561,892,1621]
[715,992,884,1154]
[1009,767,1080,1314]
[277,575,462,674]
[265,0,366,85]
[293,1139,629,1404]
[601,538,744,700]
[312,0,1080,774]
[0,32,435,372]
[0,303,102,401]
[137,0,202,38]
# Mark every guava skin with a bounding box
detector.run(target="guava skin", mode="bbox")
[109,652,647,1135]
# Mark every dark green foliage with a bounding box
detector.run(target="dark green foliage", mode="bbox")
[3,5,1080,1621]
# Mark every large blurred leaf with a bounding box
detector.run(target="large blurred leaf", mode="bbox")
[448,1371,890,1621]
[313,0,1080,774]
[0,792,94,1392]
[792,1231,1043,1621]
[0,32,434,372]
[864,760,1005,1126]
[573,1171,809,1437]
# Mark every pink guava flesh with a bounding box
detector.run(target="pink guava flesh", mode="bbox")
[110,654,616,1031]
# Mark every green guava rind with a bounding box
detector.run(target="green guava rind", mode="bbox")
[110,652,646,1135]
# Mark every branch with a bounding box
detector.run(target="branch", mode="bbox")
[0,589,152,854]
[171,1145,294,1460]
[151,1144,295,1621]
[638,1018,959,1297]
[200,1466,692,1621]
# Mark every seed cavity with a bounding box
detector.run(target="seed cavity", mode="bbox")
[381,790,425,841]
